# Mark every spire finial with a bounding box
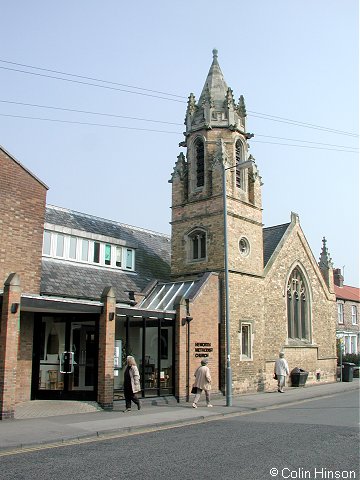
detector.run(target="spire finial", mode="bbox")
[319,236,333,269]
[212,48,218,59]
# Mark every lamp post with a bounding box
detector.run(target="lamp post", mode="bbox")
[222,158,255,407]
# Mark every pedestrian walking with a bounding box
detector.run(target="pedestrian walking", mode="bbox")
[123,355,141,411]
[274,351,290,393]
[192,358,212,408]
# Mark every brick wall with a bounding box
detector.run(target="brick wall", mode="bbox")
[16,312,35,403]
[0,149,47,294]
[175,273,219,401]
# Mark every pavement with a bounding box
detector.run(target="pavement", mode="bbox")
[0,380,358,452]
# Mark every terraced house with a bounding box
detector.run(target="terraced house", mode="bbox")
[1,51,339,419]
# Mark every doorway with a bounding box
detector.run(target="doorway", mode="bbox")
[32,314,97,400]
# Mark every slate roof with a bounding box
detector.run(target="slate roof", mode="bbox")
[263,222,291,266]
[41,206,171,303]
[41,205,292,302]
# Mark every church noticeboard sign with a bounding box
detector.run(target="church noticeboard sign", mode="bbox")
[194,342,213,358]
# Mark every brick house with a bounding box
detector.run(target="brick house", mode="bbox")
[1,50,338,418]
[333,268,359,355]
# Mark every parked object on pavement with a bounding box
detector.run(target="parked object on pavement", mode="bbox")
[290,367,308,387]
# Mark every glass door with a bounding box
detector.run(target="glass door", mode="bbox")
[69,323,96,391]
[34,315,97,400]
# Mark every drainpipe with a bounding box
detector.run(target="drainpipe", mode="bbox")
[182,299,193,402]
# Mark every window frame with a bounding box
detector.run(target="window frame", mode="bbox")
[194,138,205,189]
[42,230,135,272]
[337,302,344,324]
[239,321,253,361]
[286,267,311,342]
[235,139,246,190]
[351,305,357,325]
[187,228,207,262]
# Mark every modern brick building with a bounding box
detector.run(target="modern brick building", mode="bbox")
[0,51,338,418]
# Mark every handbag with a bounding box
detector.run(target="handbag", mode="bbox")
[273,373,278,380]
[191,385,197,394]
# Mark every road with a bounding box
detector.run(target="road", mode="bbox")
[1,390,359,480]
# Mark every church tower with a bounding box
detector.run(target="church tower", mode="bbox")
[169,49,264,280]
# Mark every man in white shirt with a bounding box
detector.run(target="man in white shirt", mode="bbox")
[274,352,290,393]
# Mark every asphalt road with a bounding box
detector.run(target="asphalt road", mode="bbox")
[1,390,359,480]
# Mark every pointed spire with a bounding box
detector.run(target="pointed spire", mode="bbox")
[184,49,248,134]
[238,95,247,117]
[319,237,333,270]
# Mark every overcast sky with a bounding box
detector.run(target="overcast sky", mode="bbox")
[1,1,358,286]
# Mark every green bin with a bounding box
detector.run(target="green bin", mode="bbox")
[342,362,355,382]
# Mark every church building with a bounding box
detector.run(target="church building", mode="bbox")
[0,50,337,419]
[169,49,337,393]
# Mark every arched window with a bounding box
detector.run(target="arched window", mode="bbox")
[235,140,244,189]
[188,229,206,261]
[195,139,205,188]
[287,268,310,341]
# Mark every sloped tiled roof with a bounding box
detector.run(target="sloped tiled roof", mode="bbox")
[263,223,290,266]
[334,284,360,303]
[41,206,171,302]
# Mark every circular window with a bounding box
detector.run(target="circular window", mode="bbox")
[239,237,250,257]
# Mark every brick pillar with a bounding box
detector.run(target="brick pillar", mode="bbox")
[0,273,21,420]
[175,301,188,402]
[97,286,116,410]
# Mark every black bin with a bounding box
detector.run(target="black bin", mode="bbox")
[342,362,355,382]
[290,368,308,387]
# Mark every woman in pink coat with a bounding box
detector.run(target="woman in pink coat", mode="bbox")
[192,358,212,408]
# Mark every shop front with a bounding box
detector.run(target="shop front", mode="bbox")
[114,315,175,399]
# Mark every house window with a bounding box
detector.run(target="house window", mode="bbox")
[93,242,100,263]
[42,230,135,271]
[81,239,89,261]
[55,234,65,257]
[69,237,77,259]
[287,267,310,341]
[116,246,122,267]
[351,306,357,325]
[125,249,134,270]
[338,303,344,324]
[195,139,205,188]
[188,229,206,261]
[240,323,252,360]
[350,336,357,354]
[43,231,52,255]
[105,244,111,265]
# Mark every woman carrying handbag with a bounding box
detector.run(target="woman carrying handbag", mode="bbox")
[192,358,212,408]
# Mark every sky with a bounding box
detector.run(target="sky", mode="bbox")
[1,1,359,286]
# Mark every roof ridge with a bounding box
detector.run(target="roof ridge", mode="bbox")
[263,222,291,231]
[46,204,170,239]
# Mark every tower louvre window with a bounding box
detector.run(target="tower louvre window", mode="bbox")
[195,139,205,188]
[235,140,245,189]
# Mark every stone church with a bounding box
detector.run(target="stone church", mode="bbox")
[169,49,337,394]
[0,50,337,418]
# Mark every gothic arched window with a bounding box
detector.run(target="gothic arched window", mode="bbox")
[287,268,310,341]
[195,139,205,188]
[188,229,206,261]
[235,139,245,189]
